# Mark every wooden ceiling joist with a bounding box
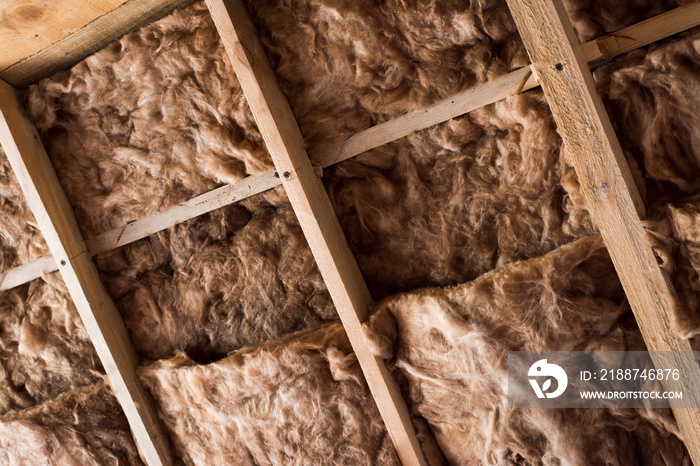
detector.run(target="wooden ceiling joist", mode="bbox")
[505,0,700,463]
[0,0,196,87]
[4,3,699,294]
[204,0,428,464]
[0,79,173,466]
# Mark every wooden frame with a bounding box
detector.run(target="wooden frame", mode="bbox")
[0,1,699,465]
[505,0,700,463]
[205,0,427,464]
[0,80,173,465]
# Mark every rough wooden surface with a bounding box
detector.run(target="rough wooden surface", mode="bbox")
[0,0,196,87]
[205,0,428,464]
[579,2,700,65]
[0,78,173,466]
[505,1,700,464]
[0,0,128,71]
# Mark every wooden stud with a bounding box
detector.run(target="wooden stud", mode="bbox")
[0,254,56,291]
[205,0,427,464]
[505,0,700,463]
[0,79,173,466]
[314,66,535,167]
[579,2,700,65]
[4,4,700,293]
[0,0,196,87]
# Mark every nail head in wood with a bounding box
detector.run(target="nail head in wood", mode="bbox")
[60,260,66,266]
[555,62,564,71]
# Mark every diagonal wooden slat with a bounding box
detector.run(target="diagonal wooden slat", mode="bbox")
[505,0,700,463]
[204,0,427,464]
[0,79,173,466]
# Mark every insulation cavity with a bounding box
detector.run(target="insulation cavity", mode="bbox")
[140,323,399,465]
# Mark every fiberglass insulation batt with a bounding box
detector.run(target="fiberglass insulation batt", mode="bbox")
[1,149,103,416]
[139,323,400,465]
[25,3,337,363]
[0,273,102,416]
[0,382,144,465]
[11,0,700,464]
[364,236,690,465]
[0,148,48,274]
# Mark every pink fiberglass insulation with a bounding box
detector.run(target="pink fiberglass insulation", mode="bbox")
[24,2,271,238]
[0,381,144,465]
[0,272,102,416]
[139,323,404,465]
[596,31,700,206]
[0,147,48,274]
[95,200,336,362]
[364,236,689,465]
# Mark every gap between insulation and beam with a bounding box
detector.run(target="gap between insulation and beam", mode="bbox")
[3,1,699,292]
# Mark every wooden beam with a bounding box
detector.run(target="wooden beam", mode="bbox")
[0,170,281,291]
[0,79,173,466]
[314,66,536,167]
[3,3,700,293]
[0,0,196,87]
[0,254,56,291]
[505,0,700,463]
[0,0,128,73]
[579,1,700,65]
[205,0,427,464]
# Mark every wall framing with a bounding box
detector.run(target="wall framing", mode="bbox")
[0,1,698,465]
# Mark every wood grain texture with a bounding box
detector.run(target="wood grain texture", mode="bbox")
[205,0,427,464]
[0,0,128,72]
[579,2,700,65]
[0,0,196,87]
[505,1,700,463]
[0,78,173,466]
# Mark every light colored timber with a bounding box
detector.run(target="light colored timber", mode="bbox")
[314,66,536,167]
[0,254,56,291]
[0,0,196,87]
[579,1,700,65]
[0,170,282,291]
[505,0,700,463]
[0,0,128,72]
[4,3,700,292]
[85,169,280,254]
[0,79,173,466]
[205,0,428,464]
